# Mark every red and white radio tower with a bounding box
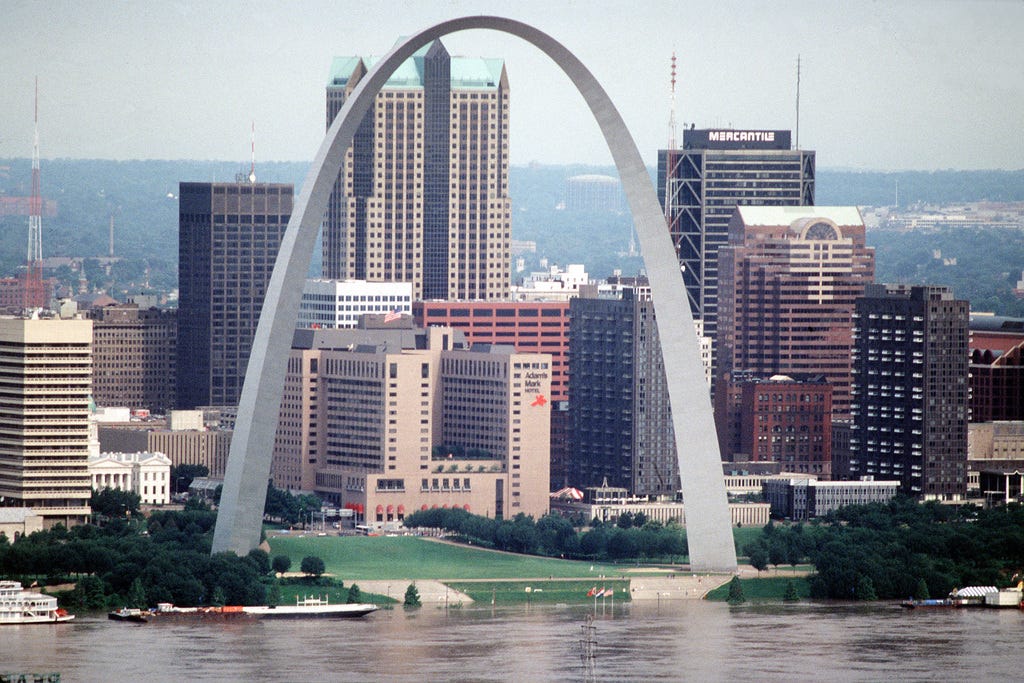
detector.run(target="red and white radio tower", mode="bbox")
[24,77,45,310]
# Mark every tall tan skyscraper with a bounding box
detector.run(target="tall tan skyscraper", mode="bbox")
[0,318,93,528]
[324,39,511,300]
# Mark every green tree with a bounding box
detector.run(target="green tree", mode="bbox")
[404,583,421,607]
[347,583,362,604]
[746,543,769,573]
[246,549,271,575]
[913,577,930,601]
[783,580,800,603]
[211,586,227,607]
[170,464,209,494]
[272,555,292,575]
[75,575,107,610]
[126,577,148,609]
[266,580,282,607]
[768,538,790,568]
[300,555,325,578]
[727,576,746,604]
[616,512,635,529]
[90,488,141,519]
[184,496,211,511]
[855,575,878,601]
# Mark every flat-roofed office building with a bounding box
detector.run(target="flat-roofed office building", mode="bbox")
[177,180,293,409]
[297,279,413,330]
[569,286,678,496]
[271,326,551,521]
[88,303,176,414]
[846,285,969,499]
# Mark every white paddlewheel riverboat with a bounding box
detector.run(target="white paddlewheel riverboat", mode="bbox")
[0,580,74,624]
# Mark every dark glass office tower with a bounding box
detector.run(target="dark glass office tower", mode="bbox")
[657,129,814,342]
[177,181,293,409]
[568,286,679,496]
[847,285,969,499]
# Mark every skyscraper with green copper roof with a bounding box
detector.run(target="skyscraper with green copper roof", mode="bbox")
[324,39,510,301]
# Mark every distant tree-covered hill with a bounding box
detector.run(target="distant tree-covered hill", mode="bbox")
[1,159,1021,314]
[816,169,1024,206]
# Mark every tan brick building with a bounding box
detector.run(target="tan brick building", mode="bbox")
[98,415,232,478]
[272,324,551,522]
[88,303,176,413]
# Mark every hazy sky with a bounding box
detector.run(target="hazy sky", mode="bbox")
[2,0,1021,170]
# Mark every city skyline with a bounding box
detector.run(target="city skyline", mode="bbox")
[1,1,1022,171]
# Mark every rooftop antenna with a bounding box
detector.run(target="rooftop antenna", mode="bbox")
[664,53,678,225]
[248,120,256,183]
[795,55,801,150]
[668,52,678,151]
[25,77,44,310]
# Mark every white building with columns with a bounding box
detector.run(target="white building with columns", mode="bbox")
[88,451,172,505]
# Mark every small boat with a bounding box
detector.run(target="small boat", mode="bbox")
[0,580,75,625]
[242,595,378,619]
[900,598,958,609]
[108,607,148,623]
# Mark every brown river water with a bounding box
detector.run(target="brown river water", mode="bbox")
[1,600,1020,682]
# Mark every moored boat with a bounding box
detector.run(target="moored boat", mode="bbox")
[108,607,148,623]
[900,598,959,609]
[242,595,378,619]
[0,580,75,625]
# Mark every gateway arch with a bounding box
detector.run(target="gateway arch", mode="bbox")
[211,15,738,572]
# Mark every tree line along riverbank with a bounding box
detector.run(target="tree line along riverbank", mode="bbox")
[2,497,1022,611]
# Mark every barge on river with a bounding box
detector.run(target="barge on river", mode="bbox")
[140,596,378,621]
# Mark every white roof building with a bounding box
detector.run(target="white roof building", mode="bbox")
[298,279,413,330]
[512,264,590,302]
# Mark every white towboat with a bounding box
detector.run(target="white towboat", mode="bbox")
[242,595,378,619]
[0,580,75,625]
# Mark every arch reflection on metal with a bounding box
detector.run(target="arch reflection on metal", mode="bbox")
[211,16,737,572]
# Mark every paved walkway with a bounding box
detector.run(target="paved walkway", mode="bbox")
[626,573,731,600]
[344,573,739,604]
[348,580,475,605]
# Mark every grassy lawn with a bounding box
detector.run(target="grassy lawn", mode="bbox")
[705,576,812,602]
[446,579,631,605]
[266,524,779,583]
[266,535,624,580]
[273,579,396,606]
